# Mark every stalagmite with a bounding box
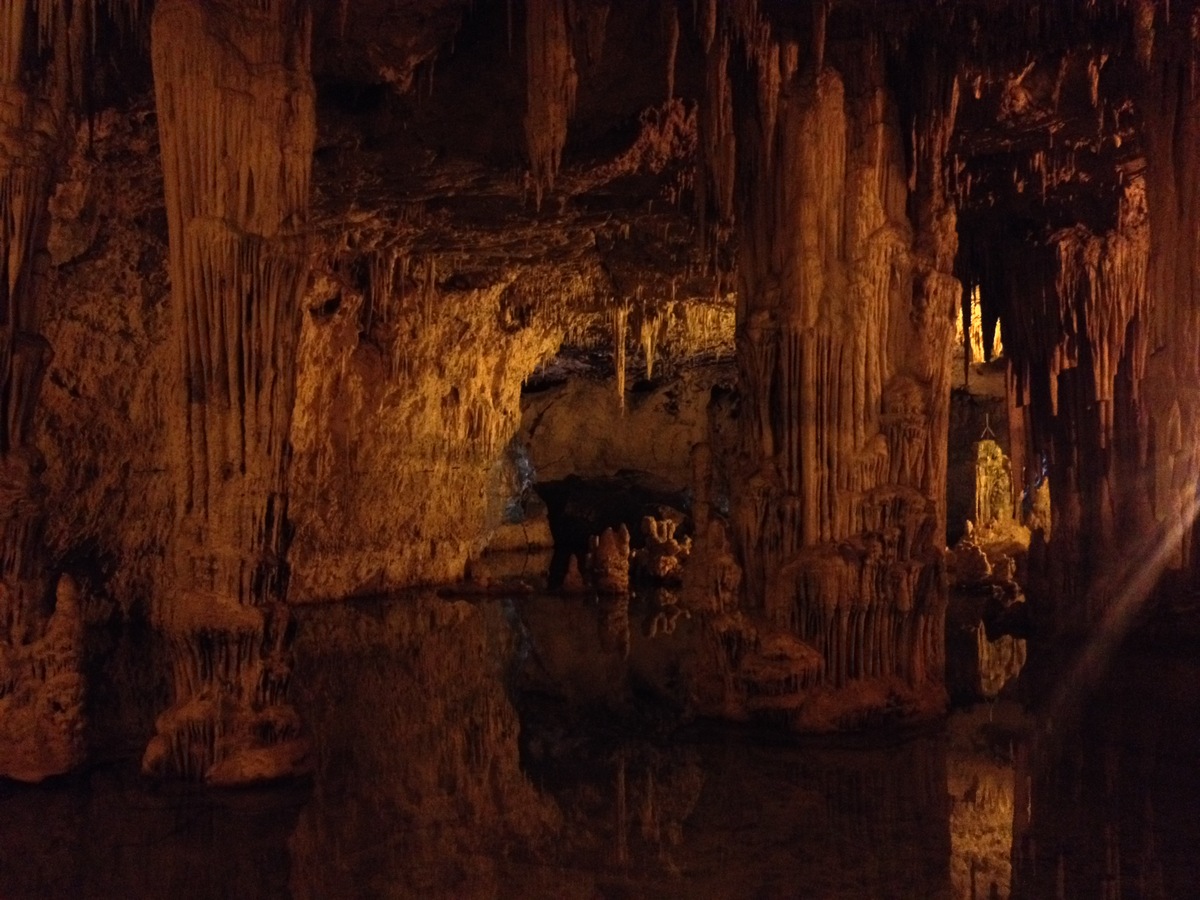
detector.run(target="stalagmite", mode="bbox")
[144,0,316,782]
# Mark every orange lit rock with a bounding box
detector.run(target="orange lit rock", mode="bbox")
[8,0,1200,794]
[706,7,957,726]
[145,0,317,783]
[0,0,88,782]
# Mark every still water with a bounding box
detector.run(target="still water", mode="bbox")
[0,594,1197,899]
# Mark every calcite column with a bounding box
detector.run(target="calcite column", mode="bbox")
[997,6,1196,645]
[715,10,955,704]
[143,0,315,783]
[0,0,84,781]
[1135,4,1200,596]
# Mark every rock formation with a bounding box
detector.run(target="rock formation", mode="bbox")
[0,0,1194,809]
[142,0,316,783]
[0,0,92,781]
[955,2,1200,657]
[699,1,956,721]
[634,514,691,582]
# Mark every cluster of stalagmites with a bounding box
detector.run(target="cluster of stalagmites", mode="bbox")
[0,576,84,781]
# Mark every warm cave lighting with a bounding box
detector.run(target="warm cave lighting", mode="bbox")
[961,284,1003,364]
[1046,483,1200,733]
[4,0,1200,897]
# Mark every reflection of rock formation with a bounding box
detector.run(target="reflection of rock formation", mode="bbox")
[289,595,558,899]
[586,524,631,594]
[530,732,952,897]
[0,761,306,899]
[1011,655,1200,900]
[946,704,1024,900]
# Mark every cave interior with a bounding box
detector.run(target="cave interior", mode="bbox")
[1,0,1200,897]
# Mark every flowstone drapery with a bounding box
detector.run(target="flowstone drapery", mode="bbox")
[0,0,85,782]
[143,0,316,783]
[697,1,958,722]
[964,6,1200,646]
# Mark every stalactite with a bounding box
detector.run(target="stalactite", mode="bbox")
[612,303,628,408]
[0,1,24,83]
[637,301,673,380]
[524,0,576,210]
[1050,198,1149,448]
[664,0,680,102]
[697,26,734,260]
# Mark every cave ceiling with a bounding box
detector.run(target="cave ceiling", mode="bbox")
[287,0,1157,354]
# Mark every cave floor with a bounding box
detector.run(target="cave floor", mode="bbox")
[2,594,1200,900]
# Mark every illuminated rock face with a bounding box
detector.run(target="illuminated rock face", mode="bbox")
[143,0,316,783]
[287,257,566,599]
[703,7,958,720]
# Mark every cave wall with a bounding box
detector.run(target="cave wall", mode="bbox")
[287,255,571,598]
[520,360,735,494]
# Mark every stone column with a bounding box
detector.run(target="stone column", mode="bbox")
[0,0,85,782]
[713,6,955,706]
[143,0,315,783]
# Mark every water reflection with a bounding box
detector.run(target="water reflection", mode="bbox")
[520,732,954,899]
[1010,652,1200,900]
[4,594,1200,899]
[0,763,304,898]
